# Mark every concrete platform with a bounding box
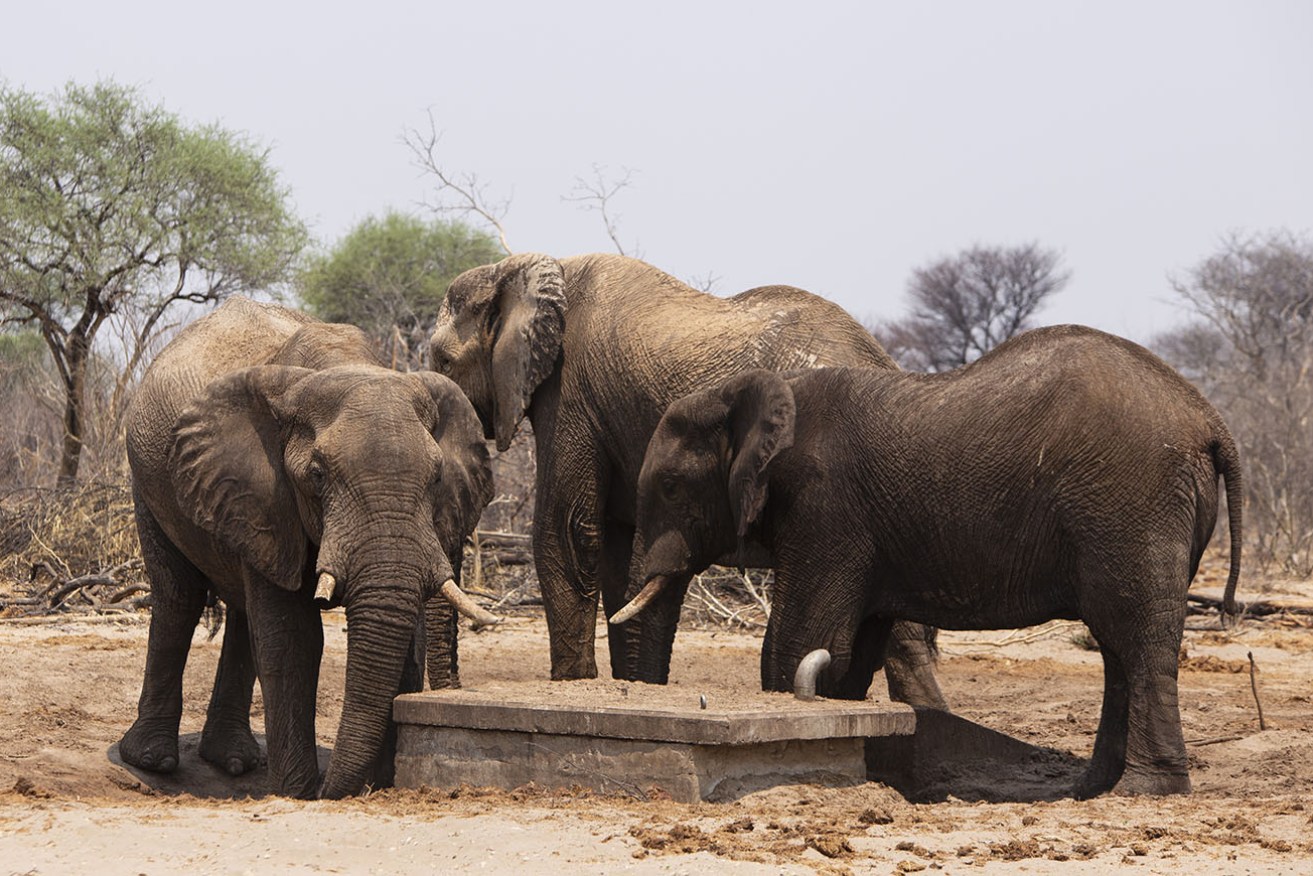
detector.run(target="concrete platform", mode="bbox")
[393,686,915,802]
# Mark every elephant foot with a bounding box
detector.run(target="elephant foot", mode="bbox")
[199,721,262,776]
[118,718,180,773]
[1111,766,1191,797]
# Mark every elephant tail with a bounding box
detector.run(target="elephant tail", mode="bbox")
[1211,422,1243,620]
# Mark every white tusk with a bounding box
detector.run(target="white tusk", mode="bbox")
[793,649,832,701]
[314,571,337,606]
[608,576,668,625]
[440,578,502,628]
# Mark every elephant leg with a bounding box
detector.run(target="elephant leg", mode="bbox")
[1113,630,1190,795]
[598,517,640,680]
[118,498,207,774]
[198,608,261,776]
[882,620,950,711]
[831,614,894,700]
[425,548,462,690]
[536,454,609,681]
[1077,642,1129,798]
[246,577,323,799]
[1087,588,1190,797]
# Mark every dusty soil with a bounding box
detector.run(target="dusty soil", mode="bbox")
[1,572,1310,874]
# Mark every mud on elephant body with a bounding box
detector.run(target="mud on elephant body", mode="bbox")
[430,253,945,708]
[119,297,493,799]
[623,325,1242,797]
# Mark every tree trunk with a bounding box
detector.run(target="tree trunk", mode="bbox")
[56,336,89,489]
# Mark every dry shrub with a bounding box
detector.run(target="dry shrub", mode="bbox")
[0,479,142,594]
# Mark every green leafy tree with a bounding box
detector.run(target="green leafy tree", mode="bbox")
[298,211,501,368]
[0,80,308,486]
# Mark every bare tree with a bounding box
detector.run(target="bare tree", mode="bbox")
[402,111,513,256]
[563,164,640,257]
[1156,230,1313,575]
[878,243,1070,371]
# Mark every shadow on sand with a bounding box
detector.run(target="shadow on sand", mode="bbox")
[106,733,333,799]
[866,709,1087,803]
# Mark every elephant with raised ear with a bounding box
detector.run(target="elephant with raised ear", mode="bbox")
[119,297,495,799]
[619,325,1243,796]
[430,252,945,709]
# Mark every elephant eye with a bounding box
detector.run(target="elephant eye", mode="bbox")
[308,461,327,493]
[659,476,679,501]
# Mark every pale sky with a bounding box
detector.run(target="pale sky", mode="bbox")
[6,1,1311,343]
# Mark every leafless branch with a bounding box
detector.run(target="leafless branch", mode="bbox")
[402,110,513,256]
[563,164,639,257]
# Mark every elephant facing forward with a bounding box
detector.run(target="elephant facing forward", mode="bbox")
[429,253,945,709]
[120,297,494,799]
[620,325,1242,797]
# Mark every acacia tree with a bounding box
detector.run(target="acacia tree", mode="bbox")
[298,211,502,369]
[0,80,307,486]
[879,243,1070,371]
[1156,230,1313,574]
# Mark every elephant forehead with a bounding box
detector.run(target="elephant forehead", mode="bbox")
[444,264,499,312]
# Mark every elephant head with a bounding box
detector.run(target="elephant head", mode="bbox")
[615,369,796,635]
[429,253,567,451]
[168,364,493,798]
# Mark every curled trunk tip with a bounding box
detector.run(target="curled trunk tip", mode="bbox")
[793,649,832,701]
[610,575,668,625]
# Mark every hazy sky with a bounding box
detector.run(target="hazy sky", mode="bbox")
[6,1,1311,343]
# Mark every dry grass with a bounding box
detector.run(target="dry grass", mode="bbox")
[0,479,146,617]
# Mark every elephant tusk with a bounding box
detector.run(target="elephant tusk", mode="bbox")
[609,575,668,625]
[440,578,502,628]
[314,571,338,608]
[793,649,832,701]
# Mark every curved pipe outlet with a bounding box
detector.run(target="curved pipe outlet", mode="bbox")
[440,578,502,628]
[609,575,669,625]
[793,649,832,701]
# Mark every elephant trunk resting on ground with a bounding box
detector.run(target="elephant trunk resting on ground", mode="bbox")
[620,324,1242,796]
[119,297,494,798]
[430,252,947,709]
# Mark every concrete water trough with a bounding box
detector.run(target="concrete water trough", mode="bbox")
[393,681,915,802]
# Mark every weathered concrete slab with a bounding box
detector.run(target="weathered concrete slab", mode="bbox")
[393,686,914,802]
[393,691,913,744]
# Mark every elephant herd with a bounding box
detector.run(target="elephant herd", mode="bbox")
[117,252,1241,801]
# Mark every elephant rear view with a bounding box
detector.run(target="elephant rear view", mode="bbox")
[622,325,1242,796]
[430,252,945,710]
[119,297,495,799]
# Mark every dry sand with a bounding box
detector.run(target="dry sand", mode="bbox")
[1,565,1310,874]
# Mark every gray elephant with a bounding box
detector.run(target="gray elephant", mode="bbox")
[618,325,1242,797]
[429,252,944,709]
[119,297,495,799]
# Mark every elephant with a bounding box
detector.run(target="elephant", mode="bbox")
[118,297,495,799]
[429,252,945,709]
[616,324,1242,797]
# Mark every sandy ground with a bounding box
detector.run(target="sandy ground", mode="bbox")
[1,568,1310,875]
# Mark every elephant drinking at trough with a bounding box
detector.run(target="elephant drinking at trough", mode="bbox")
[429,253,945,708]
[618,325,1242,796]
[119,297,495,798]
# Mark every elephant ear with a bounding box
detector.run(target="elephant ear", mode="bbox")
[490,254,566,452]
[414,372,494,550]
[722,370,796,539]
[169,365,315,591]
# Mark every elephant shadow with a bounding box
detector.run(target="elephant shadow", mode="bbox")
[107,733,332,799]
[866,710,1087,804]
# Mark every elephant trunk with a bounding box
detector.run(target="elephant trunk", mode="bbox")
[318,576,419,799]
